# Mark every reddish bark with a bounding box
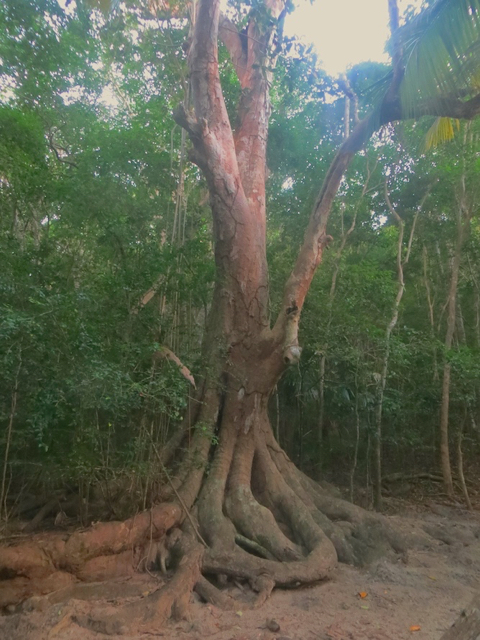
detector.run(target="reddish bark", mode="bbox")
[0,503,181,608]
[2,0,480,634]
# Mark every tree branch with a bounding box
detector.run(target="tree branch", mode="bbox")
[382,93,480,124]
[48,132,77,168]
[153,347,196,388]
[187,0,236,147]
[273,117,370,343]
[219,15,247,83]
[273,90,449,351]
[179,0,271,326]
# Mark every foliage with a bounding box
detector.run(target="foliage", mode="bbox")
[397,0,480,117]
[1,0,480,516]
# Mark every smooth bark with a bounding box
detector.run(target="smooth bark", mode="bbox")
[372,183,426,510]
[439,174,471,499]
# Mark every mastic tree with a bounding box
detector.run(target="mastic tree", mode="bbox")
[2,0,480,632]
[0,0,212,514]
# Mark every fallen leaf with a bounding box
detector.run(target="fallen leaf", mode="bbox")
[358,591,368,598]
[428,576,437,581]
[236,610,243,617]
[360,605,369,610]
[410,625,421,632]
[47,612,73,639]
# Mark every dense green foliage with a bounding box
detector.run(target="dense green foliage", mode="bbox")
[1,0,479,519]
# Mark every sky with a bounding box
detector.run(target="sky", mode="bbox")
[55,0,422,79]
[285,0,421,76]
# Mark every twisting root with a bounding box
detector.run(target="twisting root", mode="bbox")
[74,534,204,635]
[0,390,409,635]
[266,429,407,563]
[225,428,303,562]
[196,392,240,552]
[194,576,237,609]
[173,386,222,509]
[199,412,338,589]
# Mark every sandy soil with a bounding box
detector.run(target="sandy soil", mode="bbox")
[1,501,479,640]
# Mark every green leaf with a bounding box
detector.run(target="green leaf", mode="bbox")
[397,0,480,117]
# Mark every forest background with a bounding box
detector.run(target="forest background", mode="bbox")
[1,0,480,528]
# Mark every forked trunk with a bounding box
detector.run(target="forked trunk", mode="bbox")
[4,0,480,634]
[0,263,408,629]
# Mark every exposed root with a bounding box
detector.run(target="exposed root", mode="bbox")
[194,576,237,609]
[202,433,338,587]
[251,574,275,608]
[169,387,220,508]
[196,392,242,551]
[266,429,408,565]
[74,535,204,635]
[0,571,76,610]
[227,484,303,561]
[225,430,303,562]
[0,402,412,636]
[234,533,277,560]
[0,502,181,608]
[21,578,158,613]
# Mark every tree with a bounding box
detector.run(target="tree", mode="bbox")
[2,0,480,632]
[438,127,478,498]
[372,180,428,510]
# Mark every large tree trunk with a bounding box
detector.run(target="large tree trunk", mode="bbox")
[3,0,480,634]
[0,0,407,630]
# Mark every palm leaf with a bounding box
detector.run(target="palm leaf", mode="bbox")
[424,116,460,150]
[397,0,480,117]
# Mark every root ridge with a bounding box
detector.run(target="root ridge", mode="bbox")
[0,418,411,635]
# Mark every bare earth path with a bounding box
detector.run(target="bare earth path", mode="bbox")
[1,501,479,640]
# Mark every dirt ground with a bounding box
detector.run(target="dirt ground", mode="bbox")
[1,499,479,640]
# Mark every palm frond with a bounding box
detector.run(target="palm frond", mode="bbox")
[397,0,480,117]
[424,116,460,150]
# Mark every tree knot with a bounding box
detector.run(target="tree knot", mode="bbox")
[318,234,334,248]
[283,345,302,365]
[173,104,203,140]
[286,302,298,316]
